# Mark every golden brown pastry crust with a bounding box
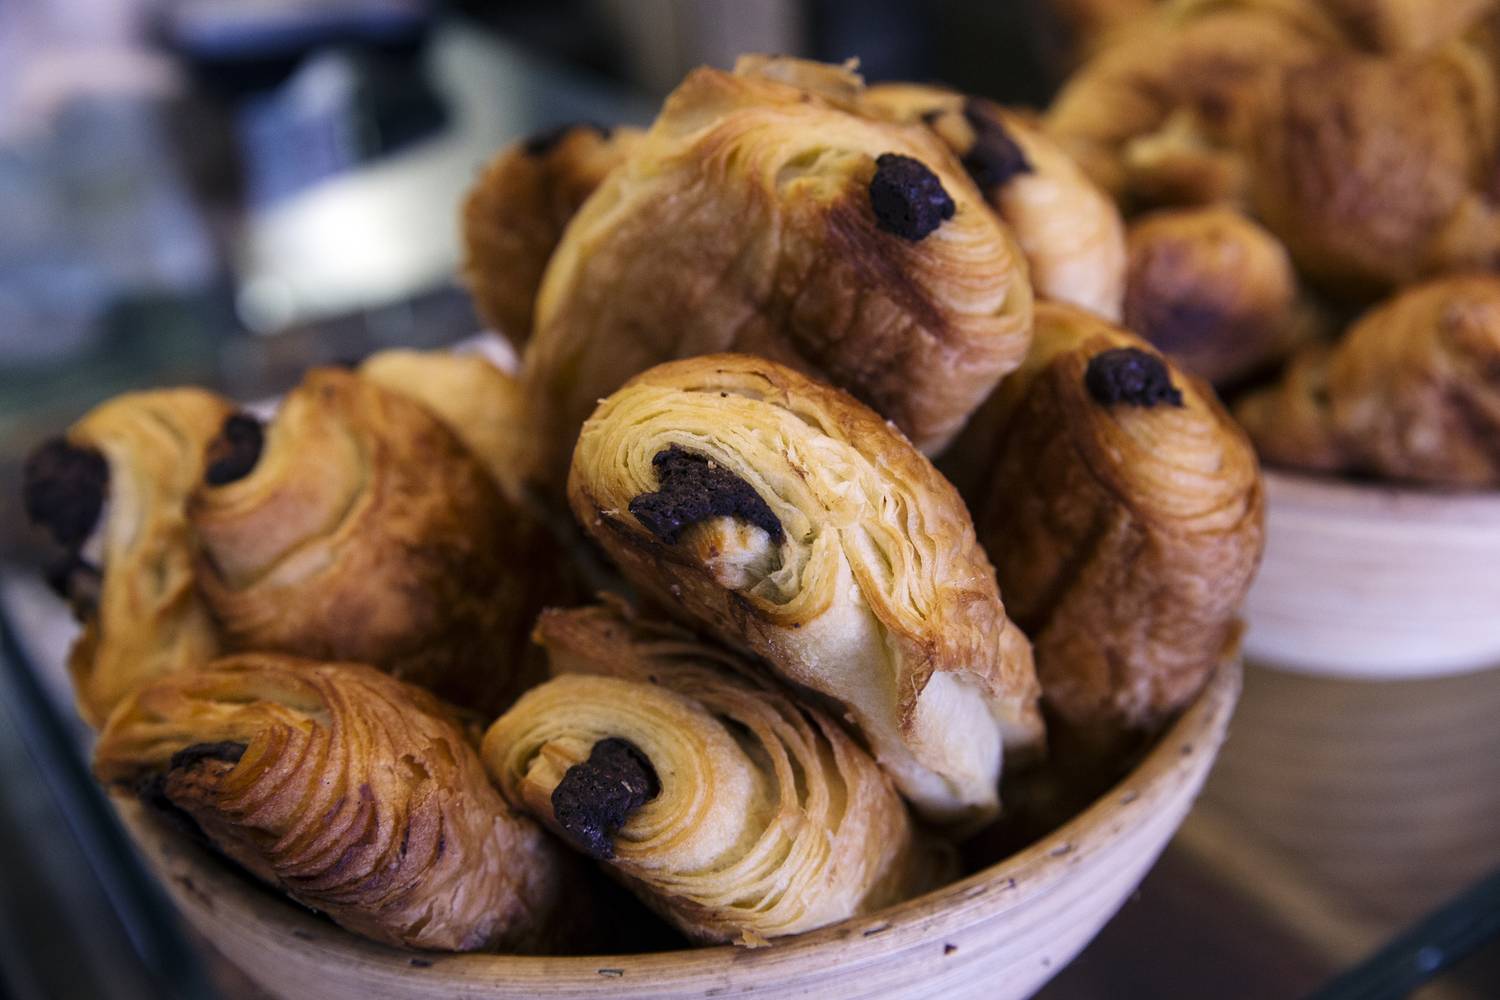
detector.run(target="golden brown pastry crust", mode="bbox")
[567,353,1042,824]
[461,124,643,343]
[31,389,234,727]
[1246,42,1499,292]
[1123,205,1317,384]
[189,368,548,714]
[1238,275,1500,486]
[483,603,945,946]
[523,56,1033,480]
[1046,2,1335,208]
[965,303,1263,739]
[94,654,572,952]
[863,84,1127,321]
[358,345,535,505]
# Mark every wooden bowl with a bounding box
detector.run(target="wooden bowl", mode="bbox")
[1197,662,1500,930]
[117,662,1240,1000]
[1242,470,1500,678]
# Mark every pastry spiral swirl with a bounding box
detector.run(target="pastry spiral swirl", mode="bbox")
[965,303,1263,739]
[359,344,535,505]
[863,83,1127,321]
[523,56,1033,480]
[567,354,1043,824]
[94,654,573,952]
[189,368,548,713]
[1238,274,1500,486]
[461,123,643,343]
[483,603,946,945]
[22,389,233,726]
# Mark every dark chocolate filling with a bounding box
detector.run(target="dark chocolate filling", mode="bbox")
[960,99,1032,192]
[1135,297,1228,355]
[523,121,610,156]
[22,438,108,548]
[1085,348,1185,409]
[204,413,264,486]
[869,152,955,241]
[135,741,248,842]
[551,738,660,860]
[169,741,248,772]
[628,446,785,545]
[45,552,103,618]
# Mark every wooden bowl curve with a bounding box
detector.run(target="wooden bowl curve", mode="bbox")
[118,663,1241,1000]
[1242,471,1500,678]
[1197,662,1500,930]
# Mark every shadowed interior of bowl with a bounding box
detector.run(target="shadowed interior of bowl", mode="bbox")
[115,661,1241,1000]
[1243,470,1500,678]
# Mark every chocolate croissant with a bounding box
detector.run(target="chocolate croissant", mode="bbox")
[523,55,1033,480]
[1245,41,1499,293]
[1237,274,1500,486]
[965,303,1263,741]
[567,354,1043,824]
[863,83,1127,321]
[94,653,573,952]
[189,367,548,714]
[483,603,945,946]
[1046,1,1335,208]
[461,123,643,344]
[359,345,534,504]
[22,389,233,726]
[1123,205,1317,385]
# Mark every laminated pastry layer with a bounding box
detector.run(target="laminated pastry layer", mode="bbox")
[94,654,575,952]
[483,603,947,945]
[523,55,1034,481]
[22,388,234,726]
[567,352,1043,825]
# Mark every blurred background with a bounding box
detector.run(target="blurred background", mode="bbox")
[1,2,1497,999]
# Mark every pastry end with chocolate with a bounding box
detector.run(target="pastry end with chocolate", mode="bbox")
[23,438,108,548]
[629,446,785,545]
[1085,348,1184,409]
[869,153,955,241]
[203,413,264,486]
[551,737,659,860]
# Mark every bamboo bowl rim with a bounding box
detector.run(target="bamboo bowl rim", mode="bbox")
[120,660,1241,993]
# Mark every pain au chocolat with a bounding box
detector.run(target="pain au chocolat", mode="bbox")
[188,367,552,714]
[961,303,1263,743]
[461,123,643,343]
[94,653,575,952]
[521,55,1033,483]
[862,82,1127,322]
[567,353,1043,825]
[1238,274,1500,487]
[22,389,233,726]
[483,603,948,946]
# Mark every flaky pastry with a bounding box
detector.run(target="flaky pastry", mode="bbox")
[567,354,1042,824]
[964,303,1263,740]
[94,654,573,952]
[461,123,643,343]
[1245,41,1499,292]
[359,345,534,504]
[523,56,1033,481]
[863,83,1126,321]
[189,368,549,714]
[22,389,233,726]
[1238,275,1500,486]
[1123,205,1316,384]
[483,603,946,945]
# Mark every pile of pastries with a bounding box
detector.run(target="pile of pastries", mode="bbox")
[1047,0,1500,488]
[21,54,1268,955]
